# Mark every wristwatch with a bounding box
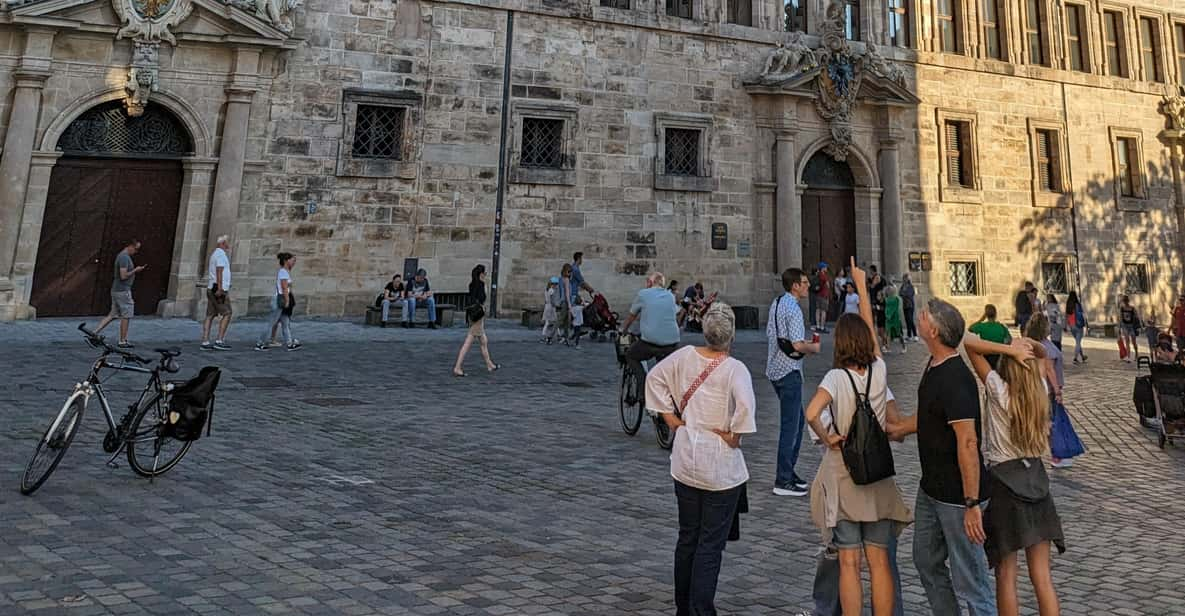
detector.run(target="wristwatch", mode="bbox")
[963,497,981,508]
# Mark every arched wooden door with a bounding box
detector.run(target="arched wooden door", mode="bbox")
[31,102,191,317]
[801,151,856,271]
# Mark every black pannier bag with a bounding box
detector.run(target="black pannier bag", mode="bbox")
[166,366,222,441]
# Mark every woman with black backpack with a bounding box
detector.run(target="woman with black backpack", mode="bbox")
[803,259,912,615]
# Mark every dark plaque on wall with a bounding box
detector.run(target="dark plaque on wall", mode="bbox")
[921,252,932,271]
[403,258,419,280]
[909,252,922,272]
[711,223,728,250]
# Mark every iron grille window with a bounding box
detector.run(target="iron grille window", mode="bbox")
[1024,0,1046,66]
[1139,17,1164,83]
[1116,137,1141,197]
[351,105,405,160]
[944,120,973,188]
[784,0,807,32]
[728,0,753,26]
[1035,129,1060,192]
[520,118,565,169]
[844,0,861,40]
[937,0,959,53]
[664,128,701,176]
[982,0,1002,59]
[666,0,692,19]
[1042,262,1068,294]
[1124,263,1150,294]
[601,0,630,8]
[950,261,979,296]
[56,101,193,158]
[1066,5,1087,72]
[888,0,910,48]
[1104,11,1128,77]
[1176,24,1185,84]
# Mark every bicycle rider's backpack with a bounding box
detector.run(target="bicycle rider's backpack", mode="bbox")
[165,366,222,441]
[839,366,896,486]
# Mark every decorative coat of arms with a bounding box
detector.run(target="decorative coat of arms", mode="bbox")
[112,0,193,45]
[754,1,910,161]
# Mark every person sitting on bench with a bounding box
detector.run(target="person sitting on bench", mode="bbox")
[405,269,437,329]
[379,274,405,327]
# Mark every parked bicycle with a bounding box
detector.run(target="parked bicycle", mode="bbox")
[19,324,222,496]
[615,333,678,449]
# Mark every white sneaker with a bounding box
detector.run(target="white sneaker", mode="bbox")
[1051,458,1075,468]
[267,340,283,348]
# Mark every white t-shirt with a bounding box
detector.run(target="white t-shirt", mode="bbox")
[818,358,889,438]
[646,346,757,491]
[276,268,292,296]
[844,293,860,314]
[207,248,231,290]
[813,382,894,443]
[982,371,1049,465]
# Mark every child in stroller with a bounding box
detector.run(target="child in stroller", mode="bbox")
[581,293,619,343]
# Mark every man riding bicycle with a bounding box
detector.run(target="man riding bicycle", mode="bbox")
[619,271,681,406]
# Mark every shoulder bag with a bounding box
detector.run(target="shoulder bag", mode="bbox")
[989,458,1050,503]
[774,296,806,360]
[838,365,896,485]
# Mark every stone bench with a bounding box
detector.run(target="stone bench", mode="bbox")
[1087,322,1118,338]
[521,308,543,329]
[365,303,456,327]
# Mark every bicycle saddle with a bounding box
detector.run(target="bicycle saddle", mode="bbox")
[154,347,183,358]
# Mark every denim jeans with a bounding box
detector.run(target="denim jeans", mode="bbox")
[771,370,804,486]
[1070,325,1085,361]
[674,480,741,616]
[812,534,905,616]
[380,298,397,322]
[913,491,997,616]
[904,306,918,338]
[405,296,436,323]
[258,295,292,345]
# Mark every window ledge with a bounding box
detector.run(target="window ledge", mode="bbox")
[511,166,576,186]
[336,159,417,179]
[939,185,982,204]
[1032,191,1072,208]
[655,174,717,192]
[1117,196,1151,212]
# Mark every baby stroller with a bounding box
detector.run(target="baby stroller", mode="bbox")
[1148,360,1185,449]
[582,293,619,342]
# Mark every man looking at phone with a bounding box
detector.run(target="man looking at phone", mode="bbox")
[766,267,821,496]
[94,239,146,349]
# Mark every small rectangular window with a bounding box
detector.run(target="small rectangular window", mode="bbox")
[351,105,405,160]
[1124,263,1150,294]
[784,0,807,32]
[844,0,861,40]
[520,118,565,169]
[944,120,973,188]
[1176,24,1185,82]
[1116,136,1141,197]
[1042,262,1068,294]
[888,0,911,48]
[666,0,692,18]
[1105,11,1128,77]
[982,0,1002,59]
[665,128,702,176]
[1139,17,1164,82]
[727,0,753,25]
[600,0,630,7]
[1024,0,1046,65]
[1066,5,1088,72]
[937,0,959,53]
[1035,129,1061,192]
[950,261,979,296]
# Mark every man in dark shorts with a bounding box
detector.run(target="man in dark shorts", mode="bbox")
[201,235,233,350]
[888,298,996,615]
[94,239,145,348]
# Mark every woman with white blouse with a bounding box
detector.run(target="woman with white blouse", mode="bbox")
[646,302,755,616]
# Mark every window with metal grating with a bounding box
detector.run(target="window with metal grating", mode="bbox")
[1042,262,1068,294]
[664,128,701,176]
[949,261,979,296]
[520,118,565,169]
[57,101,193,158]
[1124,263,1150,294]
[351,105,405,160]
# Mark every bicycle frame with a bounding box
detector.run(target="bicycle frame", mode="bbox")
[79,354,168,466]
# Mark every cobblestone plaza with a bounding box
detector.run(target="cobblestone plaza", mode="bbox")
[1,318,1182,614]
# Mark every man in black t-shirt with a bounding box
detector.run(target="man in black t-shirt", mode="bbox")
[887,297,997,615]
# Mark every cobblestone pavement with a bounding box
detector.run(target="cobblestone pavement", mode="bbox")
[1,317,1182,615]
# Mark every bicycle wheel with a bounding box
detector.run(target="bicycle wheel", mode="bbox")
[126,402,192,478]
[20,395,86,495]
[620,367,643,435]
[655,415,675,450]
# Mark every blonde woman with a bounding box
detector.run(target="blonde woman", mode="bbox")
[965,334,1065,616]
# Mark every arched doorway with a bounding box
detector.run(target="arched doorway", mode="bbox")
[31,101,192,317]
[801,151,856,271]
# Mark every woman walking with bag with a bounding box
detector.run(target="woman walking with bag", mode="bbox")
[255,253,300,352]
[1065,291,1087,364]
[646,303,755,616]
[453,265,499,377]
[964,333,1066,616]
[1027,314,1084,469]
[804,258,912,616]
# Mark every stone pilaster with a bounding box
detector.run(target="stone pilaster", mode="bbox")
[206,48,261,259]
[775,130,802,270]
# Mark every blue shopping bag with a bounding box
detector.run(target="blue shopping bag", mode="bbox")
[1050,401,1085,460]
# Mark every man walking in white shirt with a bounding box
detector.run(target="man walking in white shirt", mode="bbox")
[200,235,233,350]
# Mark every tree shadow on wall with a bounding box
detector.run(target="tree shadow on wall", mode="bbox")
[1014,157,1181,325]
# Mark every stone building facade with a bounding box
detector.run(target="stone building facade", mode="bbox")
[1,0,1184,325]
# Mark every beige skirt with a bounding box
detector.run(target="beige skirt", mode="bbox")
[468,318,485,338]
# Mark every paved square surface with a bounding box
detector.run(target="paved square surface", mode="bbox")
[1,317,1183,615]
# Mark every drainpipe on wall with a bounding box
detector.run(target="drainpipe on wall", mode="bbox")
[1060,82,1082,289]
[489,11,514,319]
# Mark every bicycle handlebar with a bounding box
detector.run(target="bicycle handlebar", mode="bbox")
[78,323,153,365]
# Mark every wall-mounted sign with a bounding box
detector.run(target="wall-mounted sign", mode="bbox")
[737,240,751,258]
[711,223,728,250]
[909,251,932,272]
[921,252,932,271]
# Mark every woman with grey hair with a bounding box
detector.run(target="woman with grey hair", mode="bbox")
[645,303,756,615]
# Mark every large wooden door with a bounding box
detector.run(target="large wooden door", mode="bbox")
[801,188,856,270]
[31,158,183,317]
